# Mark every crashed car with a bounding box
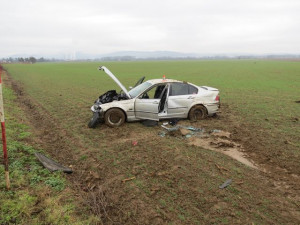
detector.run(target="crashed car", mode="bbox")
[88,66,220,128]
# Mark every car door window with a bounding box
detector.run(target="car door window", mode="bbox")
[188,85,198,94]
[141,84,166,99]
[170,83,189,96]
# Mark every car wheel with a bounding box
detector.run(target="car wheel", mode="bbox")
[88,112,100,128]
[104,108,125,127]
[189,105,208,121]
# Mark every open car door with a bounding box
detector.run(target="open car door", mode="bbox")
[134,84,168,121]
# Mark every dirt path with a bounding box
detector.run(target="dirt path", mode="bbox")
[4,71,300,224]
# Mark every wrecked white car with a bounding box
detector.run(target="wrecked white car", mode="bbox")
[88,66,220,128]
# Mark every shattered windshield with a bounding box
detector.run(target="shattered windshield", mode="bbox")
[128,81,152,98]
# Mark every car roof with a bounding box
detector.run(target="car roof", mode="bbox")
[147,79,189,85]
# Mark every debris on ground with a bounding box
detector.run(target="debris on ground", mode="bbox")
[219,179,232,189]
[169,118,180,126]
[159,124,257,169]
[141,120,158,127]
[179,128,190,136]
[132,140,138,146]
[210,130,231,138]
[35,152,73,174]
[122,176,136,183]
[158,131,166,137]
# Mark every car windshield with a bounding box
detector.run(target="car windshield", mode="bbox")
[128,81,152,98]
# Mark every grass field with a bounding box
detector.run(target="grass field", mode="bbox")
[2,60,300,224]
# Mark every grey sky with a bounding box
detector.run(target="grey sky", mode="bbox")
[1,0,299,57]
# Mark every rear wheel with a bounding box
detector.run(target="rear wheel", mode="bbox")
[188,105,208,121]
[104,108,125,127]
[88,113,100,128]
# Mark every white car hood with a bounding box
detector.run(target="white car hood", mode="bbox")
[98,66,131,99]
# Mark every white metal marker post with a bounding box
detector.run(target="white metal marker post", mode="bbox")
[0,65,10,190]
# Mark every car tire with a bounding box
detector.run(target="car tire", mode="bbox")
[88,112,100,128]
[188,105,208,121]
[104,108,125,127]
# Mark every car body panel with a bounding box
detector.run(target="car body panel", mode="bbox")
[134,98,159,120]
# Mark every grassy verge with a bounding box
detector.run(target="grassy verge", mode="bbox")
[0,84,98,224]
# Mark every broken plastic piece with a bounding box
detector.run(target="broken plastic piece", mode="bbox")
[219,179,232,189]
[158,131,166,137]
[169,118,179,126]
[35,153,73,174]
[211,129,221,133]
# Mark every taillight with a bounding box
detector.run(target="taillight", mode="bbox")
[215,95,220,101]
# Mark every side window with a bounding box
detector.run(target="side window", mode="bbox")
[170,83,189,96]
[188,85,198,94]
[141,84,166,99]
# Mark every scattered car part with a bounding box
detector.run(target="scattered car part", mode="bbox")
[219,179,232,189]
[88,112,100,128]
[169,118,179,126]
[35,153,73,174]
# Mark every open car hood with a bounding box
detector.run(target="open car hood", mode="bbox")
[98,66,131,99]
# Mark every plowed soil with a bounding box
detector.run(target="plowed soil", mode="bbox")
[4,71,300,224]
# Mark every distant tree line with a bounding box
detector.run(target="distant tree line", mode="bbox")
[0,57,60,64]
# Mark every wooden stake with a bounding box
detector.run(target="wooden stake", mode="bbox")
[0,65,10,190]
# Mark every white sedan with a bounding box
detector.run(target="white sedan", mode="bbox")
[88,66,220,128]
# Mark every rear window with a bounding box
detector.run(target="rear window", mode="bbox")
[170,83,198,96]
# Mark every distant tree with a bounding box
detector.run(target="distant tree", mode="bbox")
[29,57,37,64]
[18,57,24,63]
[38,57,45,62]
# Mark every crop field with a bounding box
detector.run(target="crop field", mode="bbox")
[1,60,300,224]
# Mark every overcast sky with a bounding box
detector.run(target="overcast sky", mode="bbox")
[1,0,299,58]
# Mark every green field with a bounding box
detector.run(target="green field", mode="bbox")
[2,60,300,224]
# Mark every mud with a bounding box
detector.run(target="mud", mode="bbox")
[189,136,257,169]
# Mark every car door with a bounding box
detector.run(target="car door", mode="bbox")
[167,83,198,117]
[134,84,166,121]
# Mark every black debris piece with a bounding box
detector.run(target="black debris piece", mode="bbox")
[169,118,180,126]
[141,120,158,127]
[35,153,73,174]
[219,179,232,189]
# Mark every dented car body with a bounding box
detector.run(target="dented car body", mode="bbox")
[88,66,220,128]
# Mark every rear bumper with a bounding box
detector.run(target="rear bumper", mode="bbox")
[205,102,220,115]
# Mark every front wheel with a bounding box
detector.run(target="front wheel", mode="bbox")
[88,112,100,128]
[104,108,125,127]
[188,105,208,121]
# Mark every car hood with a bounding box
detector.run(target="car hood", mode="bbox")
[98,66,131,99]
